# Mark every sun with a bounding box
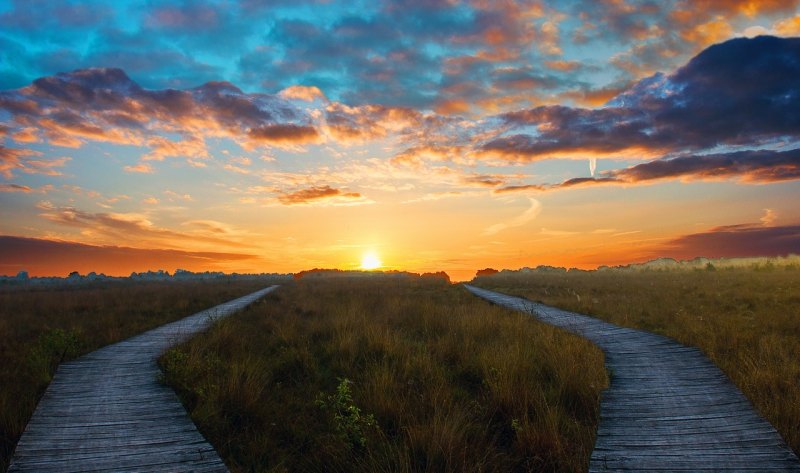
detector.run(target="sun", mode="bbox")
[360,251,382,270]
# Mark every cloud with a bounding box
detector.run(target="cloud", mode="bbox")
[163,190,193,202]
[0,235,257,277]
[0,183,33,193]
[123,162,154,173]
[279,85,327,102]
[276,185,369,206]
[656,223,800,260]
[35,201,244,249]
[493,184,546,194]
[760,208,778,226]
[499,147,800,193]
[565,148,800,188]
[3,36,800,194]
[0,183,51,193]
[484,197,542,235]
[144,2,221,30]
[774,15,800,36]
[0,146,67,178]
[0,68,321,170]
[460,173,507,187]
[323,103,422,143]
[3,0,800,118]
[480,36,800,163]
[248,124,320,145]
[143,135,208,162]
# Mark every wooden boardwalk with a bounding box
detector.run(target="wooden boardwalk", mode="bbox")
[464,285,800,472]
[9,286,279,473]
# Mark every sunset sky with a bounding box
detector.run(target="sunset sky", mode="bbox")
[1,0,800,280]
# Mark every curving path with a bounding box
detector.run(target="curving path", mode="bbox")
[9,285,279,473]
[464,284,800,472]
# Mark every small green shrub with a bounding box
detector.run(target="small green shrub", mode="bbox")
[28,328,85,382]
[316,378,379,451]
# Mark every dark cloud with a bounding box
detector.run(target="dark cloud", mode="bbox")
[493,184,545,194]
[612,148,800,184]
[460,174,506,187]
[543,148,800,189]
[0,68,319,163]
[558,176,621,188]
[657,224,800,260]
[483,106,653,158]
[480,36,800,161]
[492,147,800,193]
[248,124,319,144]
[0,235,256,277]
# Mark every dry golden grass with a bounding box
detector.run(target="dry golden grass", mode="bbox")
[0,279,278,472]
[473,263,800,455]
[160,277,607,472]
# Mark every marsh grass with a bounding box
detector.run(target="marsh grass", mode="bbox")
[160,277,607,472]
[0,279,278,472]
[473,264,800,455]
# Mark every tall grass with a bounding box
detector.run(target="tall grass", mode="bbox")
[0,279,279,472]
[473,265,800,455]
[160,277,607,472]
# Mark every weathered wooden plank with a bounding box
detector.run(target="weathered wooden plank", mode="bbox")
[464,284,800,472]
[8,285,279,473]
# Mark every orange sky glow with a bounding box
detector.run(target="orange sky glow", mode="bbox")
[2,1,800,281]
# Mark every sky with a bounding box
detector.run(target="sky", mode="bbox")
[1,0,800,281]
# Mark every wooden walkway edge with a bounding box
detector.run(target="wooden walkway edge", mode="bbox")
[8,285,279,473]
[464,284,800,472]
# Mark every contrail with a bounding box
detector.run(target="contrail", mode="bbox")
[484,198,542,235]
[589,157,597,177]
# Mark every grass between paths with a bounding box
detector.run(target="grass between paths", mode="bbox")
[472,264,800,455]
[160,277,607,472]
[0,278,281,472]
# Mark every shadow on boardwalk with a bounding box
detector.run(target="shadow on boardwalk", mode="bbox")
[9,286,279,473]
[464,284,800,473]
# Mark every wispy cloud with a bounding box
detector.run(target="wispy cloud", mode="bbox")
[484,198,542,235]
[0,183,52,193]
[35,201,245,250]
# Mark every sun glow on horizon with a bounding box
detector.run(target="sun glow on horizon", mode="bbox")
[360,251,382,270]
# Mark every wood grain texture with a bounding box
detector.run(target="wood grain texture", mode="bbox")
[464,284,800,472]
[9,285,279,473]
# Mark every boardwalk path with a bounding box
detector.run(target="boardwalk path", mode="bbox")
[9,285,279,473]
[464,285,800,472]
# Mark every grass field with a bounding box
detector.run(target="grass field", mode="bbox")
[160,277,607,472]
[0,278,281,472]
[472,261,800,455]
